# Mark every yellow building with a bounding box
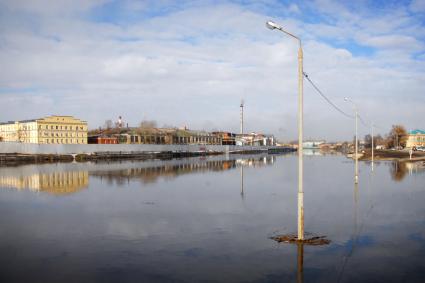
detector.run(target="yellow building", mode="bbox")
[0,115,88,144]
[406,129,425,148]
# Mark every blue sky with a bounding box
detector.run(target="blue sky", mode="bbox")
[0,0,424,140]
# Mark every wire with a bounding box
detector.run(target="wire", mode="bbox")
[303,72,388,133]
[303,72,355,119]
[358,114,369,128]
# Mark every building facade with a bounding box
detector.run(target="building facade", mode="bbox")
[0,115,88,144]
[92,128,222,145]
[406,129,425,148]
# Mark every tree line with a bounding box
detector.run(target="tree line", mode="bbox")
[363,125,408,149]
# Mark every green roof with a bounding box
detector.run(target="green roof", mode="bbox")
[409,129,425,135]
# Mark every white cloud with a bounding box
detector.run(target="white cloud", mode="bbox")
[362,34,423,52]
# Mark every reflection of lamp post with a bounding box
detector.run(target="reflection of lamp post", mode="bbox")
[266,20,304,240]
[297,242,304,283]
[240,165,244,197]
[344,97,359,184]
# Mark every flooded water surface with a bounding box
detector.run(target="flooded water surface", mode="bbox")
[0,154,424,282]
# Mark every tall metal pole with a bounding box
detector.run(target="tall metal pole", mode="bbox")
[240,101,244,135]
[297,42,304,240]
[345,97,359,184]
[355,109,359,184]
[371,123,374,172]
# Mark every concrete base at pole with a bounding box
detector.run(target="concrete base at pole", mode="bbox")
[270,233,330,245]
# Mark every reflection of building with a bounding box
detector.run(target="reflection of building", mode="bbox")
[406,129,425,148]
[0,115,88,144]
[0,171,88,195]
[92,156,275,184]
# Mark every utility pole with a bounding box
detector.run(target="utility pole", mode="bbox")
[371,123,374,172]
[266,20,304,240]
[240,100,244,135]
[344,97,359,184]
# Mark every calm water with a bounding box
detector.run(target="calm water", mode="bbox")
[0,153,424,283]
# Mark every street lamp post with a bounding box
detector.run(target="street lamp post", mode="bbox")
[371,123,374,172]
[344,97,359,184]
[266,20,304,240]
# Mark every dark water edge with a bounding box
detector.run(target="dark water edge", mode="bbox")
[0,154,424,282]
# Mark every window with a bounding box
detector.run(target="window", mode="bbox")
[56,126,58,129]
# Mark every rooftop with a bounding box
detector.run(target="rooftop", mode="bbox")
[409,129,425,135]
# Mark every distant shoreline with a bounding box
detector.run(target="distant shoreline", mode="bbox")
[359,149,425,162]
[0,145,295,166]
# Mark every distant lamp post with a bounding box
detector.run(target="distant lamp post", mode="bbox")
[240,100,244,135]
[344,97,359,184]
[266,20,304,241]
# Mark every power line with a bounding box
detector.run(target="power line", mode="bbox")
[303,72,354,119]
[358,114,369,128]
[303,72,387,133]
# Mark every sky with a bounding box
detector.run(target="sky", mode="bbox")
[0,0,424,141]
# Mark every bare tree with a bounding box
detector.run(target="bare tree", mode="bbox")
[386,125,407,149]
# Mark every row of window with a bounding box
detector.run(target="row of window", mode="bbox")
[44,139,86,144]
[42,132,86,137]
[40,125,85,131]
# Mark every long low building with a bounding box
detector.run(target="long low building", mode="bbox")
[88,128,223,145]
[0,115,88,144]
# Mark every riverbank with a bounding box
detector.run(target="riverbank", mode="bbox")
[0,145,295,166]
[359,149,425,162]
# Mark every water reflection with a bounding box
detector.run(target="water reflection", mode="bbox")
[338,182,359,282]
[390,161,425,181]
[92,156,275,185]
[0,171,88,195]
[0,155,424,282]
[240,166,244,197]
[0,155,275,195]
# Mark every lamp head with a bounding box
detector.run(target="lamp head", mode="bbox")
[344,97,349,102]
[266,21,280,30]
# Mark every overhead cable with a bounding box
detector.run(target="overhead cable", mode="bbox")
[303,72,355,119]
